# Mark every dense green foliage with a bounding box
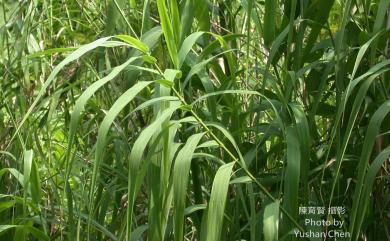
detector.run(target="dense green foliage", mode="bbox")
[1,0,390,240]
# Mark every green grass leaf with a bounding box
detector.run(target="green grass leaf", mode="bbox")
[263,201,279,241]
[203,162,235,241]
[173,132,205,241]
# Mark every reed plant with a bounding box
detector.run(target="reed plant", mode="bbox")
[1,0,390,240]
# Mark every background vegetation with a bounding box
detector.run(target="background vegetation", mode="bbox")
[1,0,390,240]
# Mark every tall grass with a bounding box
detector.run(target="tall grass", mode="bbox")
[1,0,390,240]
